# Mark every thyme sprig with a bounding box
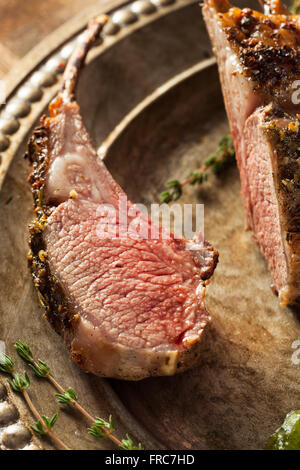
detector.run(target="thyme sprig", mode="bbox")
[0,353,14,374]
[88,415,115,438]
[7,371,30,393]
[160,134,235,203]
[31,413,58,436]
[15,340,143,450]
[15,340,50,378]
[55,387,78,405]
[0,351,68,450]
[121,434,144,450]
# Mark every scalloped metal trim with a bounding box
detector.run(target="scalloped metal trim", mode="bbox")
[0,0,193,190]
[0,381,41,450]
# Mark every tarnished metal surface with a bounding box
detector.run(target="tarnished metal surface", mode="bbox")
[1,0,298,450]
[0,0,195,189]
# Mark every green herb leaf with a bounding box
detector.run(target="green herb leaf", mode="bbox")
[204,154,217,166]
[109,414,115,432]
[88,415,115,439]
[88,425,106,439]
[31,420,47,436]
[15,340,50,378]
[55,387,78,405]
[0,353,14,374]
[42,413,58,430]
[15,340,34,363]
[167,180,182,201]
[266,410,300,450]
[29,359,50,378]
[160,134,235,202]
[49,413,59,428]
[187,171,201,185]
[160,191,172,203]
[160,180,183,203]
[7,371,30,393]
[121,434,144,450]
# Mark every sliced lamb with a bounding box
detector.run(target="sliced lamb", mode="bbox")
[27,16,218,380]
[203,0,300,305]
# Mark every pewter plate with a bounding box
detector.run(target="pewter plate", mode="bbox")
[0,0,299,450]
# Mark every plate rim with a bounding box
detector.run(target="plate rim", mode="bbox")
[0,0,197,191]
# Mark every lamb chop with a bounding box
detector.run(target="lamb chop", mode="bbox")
[27,16,218,380]
[203,0,300,306]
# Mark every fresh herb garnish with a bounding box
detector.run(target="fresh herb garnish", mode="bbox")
[0,353,14,374]
[88,415,115,438]
[160,134,235,203]
[31,413,58,436]
[7,371,30,393]
[121,434,144,450]
[14,339,143,450]
[0,350,68,450]
[55,387,78,405]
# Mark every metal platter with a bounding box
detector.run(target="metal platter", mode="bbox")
[0,0,299,450]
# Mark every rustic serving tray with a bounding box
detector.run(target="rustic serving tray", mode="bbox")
[0,0,299,450]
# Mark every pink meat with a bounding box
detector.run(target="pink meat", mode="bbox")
[203,0,300,305]
[45,200,209,351]
[28,15,218,380]
[243,108,288,292]
[28,99,217,380]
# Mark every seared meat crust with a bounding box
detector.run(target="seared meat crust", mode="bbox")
[26,16,218,379]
